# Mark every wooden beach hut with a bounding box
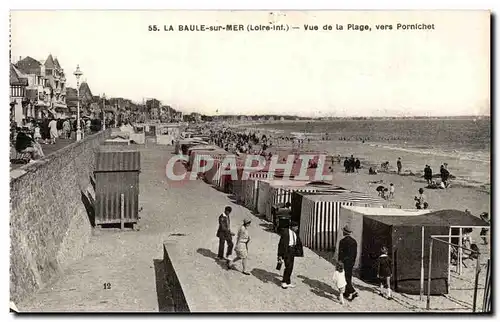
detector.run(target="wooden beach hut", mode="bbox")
[337,206,431,270]
[241,173,272,212]
[361,210,488,295]
[189,146,228,172]
[175,138,208,155]
[94,146,141,229]
[299,192,386,252]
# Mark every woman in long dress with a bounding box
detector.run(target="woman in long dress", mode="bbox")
[227,218,251,275]
[48,118,58,144]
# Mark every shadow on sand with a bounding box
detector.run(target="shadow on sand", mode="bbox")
[153,259,175,312]
[251,268,282,287]
[81,190,96,227]
[196,248,230,270]
[297,274,338,301]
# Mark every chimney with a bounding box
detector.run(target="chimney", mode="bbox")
[19,56,21,63]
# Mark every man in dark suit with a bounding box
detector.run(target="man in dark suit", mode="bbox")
[216,206,234,260]
[277,223,304,289]
[338,225,358,300]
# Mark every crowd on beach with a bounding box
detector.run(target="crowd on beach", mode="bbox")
[206,127,459,211]
[192,126,491,306]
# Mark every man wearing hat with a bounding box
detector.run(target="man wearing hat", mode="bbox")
[338,225,358,300]
[277,222,304,289]
[216,206,235,260]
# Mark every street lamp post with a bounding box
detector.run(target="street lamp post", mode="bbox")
[102,93,106,131]
[74,65,83,141]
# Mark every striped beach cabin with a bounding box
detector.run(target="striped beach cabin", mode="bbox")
[299,192,386,252]
[290,188,349,224]
[256,180,327,221]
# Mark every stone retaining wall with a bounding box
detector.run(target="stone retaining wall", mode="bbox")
[10,130,110,303]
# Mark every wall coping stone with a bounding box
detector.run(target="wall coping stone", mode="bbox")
[10,130,110,184]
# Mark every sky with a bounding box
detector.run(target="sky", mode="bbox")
[10,10,490,117]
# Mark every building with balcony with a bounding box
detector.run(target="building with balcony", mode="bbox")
[15,54,68,119]
[43,55,68,118]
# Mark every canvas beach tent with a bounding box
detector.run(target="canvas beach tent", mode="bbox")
[299,192,386,252]
[361,209,488,295]
[337,206,431,270]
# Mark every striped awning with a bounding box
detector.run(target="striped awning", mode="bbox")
[304,190,386,206]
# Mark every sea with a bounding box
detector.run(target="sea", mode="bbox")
[251,118,491,191]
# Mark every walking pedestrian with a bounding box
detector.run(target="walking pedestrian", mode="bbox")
[277,223,304,289]
[216,206,234,260]
[48,118,58,144]
[397,157,402,175]
[338,225,358,301]
[332,262,347,304]
[355,159,361,173]
[424,165,433,185]
[63,119,71,139]
[377,246,392,299]
[33,121,42,141]
[440,165,450,188]
[228,218,252,275]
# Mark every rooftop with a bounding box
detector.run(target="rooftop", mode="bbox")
[365,209,488,227]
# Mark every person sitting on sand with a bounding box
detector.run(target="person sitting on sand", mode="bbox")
[381,161,389,172]
[369,167,378,175]
[376,185,386,198]
[427,180,439,189]
[414,188,429,209]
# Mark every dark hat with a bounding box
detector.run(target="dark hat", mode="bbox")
[243,218,252,225]
[342,225,352,234]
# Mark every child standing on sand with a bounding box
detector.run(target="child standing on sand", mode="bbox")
[332,262,347,304]
[389,183,395,199]
[377,246,392,299]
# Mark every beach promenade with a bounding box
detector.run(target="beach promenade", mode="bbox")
[17,145,483,312]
